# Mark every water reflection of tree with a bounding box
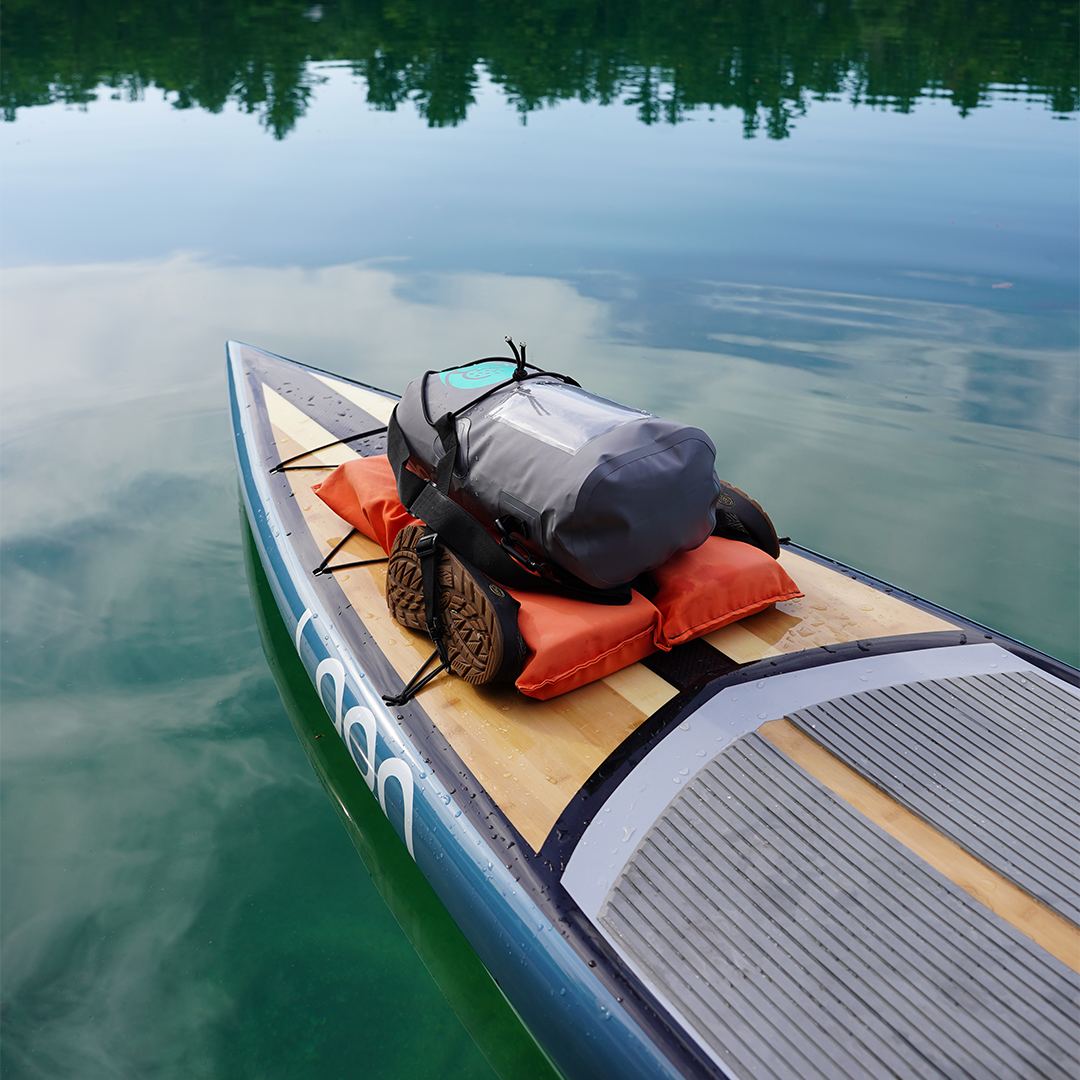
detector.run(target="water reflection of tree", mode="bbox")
[2,0,1076,139]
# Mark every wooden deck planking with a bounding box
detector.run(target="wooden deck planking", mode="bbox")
[313,372,397,424]
[706,549,959,663]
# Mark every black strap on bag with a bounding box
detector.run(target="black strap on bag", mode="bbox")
[386,408,631,606]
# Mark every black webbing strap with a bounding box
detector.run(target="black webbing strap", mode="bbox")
[387,409,631,605]
[417,528,449,666]
[381,528,450,707]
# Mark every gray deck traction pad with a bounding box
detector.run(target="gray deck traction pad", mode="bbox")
[599,734,1079,1080]
[787,670,1079,926]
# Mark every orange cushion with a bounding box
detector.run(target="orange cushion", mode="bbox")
[312,456,419,553]
[507,588,661,701]
[313,456,802,700]
[650,537,802,647]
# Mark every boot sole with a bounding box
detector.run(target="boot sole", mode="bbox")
[386,524,516,686]
[715,480,781,558]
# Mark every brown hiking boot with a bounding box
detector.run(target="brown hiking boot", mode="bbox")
[386,524,526,686]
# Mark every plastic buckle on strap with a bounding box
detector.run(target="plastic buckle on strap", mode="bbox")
[427,611,445,651]
[415,531,439,558]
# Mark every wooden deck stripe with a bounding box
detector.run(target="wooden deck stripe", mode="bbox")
[759,718,1080,972]
[312,372,397,423]
[707,553,958,664]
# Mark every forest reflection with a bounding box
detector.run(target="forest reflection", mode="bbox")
[2,0,1076,138]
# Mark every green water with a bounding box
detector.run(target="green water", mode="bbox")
[1,3,1076,1077]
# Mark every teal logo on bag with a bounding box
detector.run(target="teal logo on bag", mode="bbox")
[439,361,516,390]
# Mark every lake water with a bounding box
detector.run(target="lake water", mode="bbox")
[2,3,1077,1077]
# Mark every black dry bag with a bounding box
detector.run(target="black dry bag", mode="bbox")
[389,352,720,592]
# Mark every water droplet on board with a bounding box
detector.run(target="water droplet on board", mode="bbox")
[679,767,688,775]
[695,748,706,757]
[758,712,768,719]
[679,722,690,731]
[756,680,765,689]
